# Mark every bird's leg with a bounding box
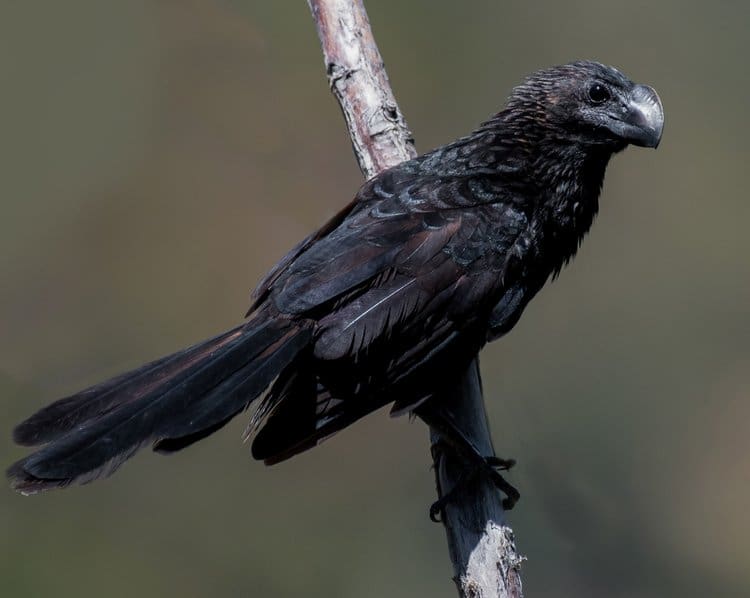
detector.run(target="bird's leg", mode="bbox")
[416,406,520,517]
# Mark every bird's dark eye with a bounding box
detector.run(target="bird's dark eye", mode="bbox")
[588,83,610,104]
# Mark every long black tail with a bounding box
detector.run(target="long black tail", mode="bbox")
[8,317,312,494]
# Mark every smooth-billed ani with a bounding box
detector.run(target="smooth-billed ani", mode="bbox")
[8,61,663,500]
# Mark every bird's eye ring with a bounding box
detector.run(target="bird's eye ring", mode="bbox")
[588,83,610,104]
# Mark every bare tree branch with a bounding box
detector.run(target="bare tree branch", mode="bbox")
[307,0,416,178]
[430,361,525,597]
[306,1,524,595]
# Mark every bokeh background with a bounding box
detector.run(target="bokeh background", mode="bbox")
[2,1,749,597]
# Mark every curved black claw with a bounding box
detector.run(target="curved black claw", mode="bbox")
[429,465,474,522]
[492,470,520,510]
[483,456,520,510]
[429,498,445,523]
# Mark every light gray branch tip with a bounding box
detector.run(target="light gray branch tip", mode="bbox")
[458,522,525,598]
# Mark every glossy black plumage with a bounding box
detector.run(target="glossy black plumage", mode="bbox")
[8,61,663,492]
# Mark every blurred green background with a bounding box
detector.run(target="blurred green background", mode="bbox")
[2,1,749,597]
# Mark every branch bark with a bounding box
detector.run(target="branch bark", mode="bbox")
[306,1,524,596]
[307,0,415,178]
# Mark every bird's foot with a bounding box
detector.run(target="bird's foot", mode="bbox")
[428,453,519,522]
[415,406,520,521]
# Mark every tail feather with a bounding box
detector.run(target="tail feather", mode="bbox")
[153,328,312,453]
[12,326,245,447]
[8,319,310,494]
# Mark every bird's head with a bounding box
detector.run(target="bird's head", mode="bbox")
[506,61,664,152]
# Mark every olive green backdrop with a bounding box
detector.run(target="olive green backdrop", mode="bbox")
[2,2,749,597]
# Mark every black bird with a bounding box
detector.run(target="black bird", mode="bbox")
[8,61,663,501]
